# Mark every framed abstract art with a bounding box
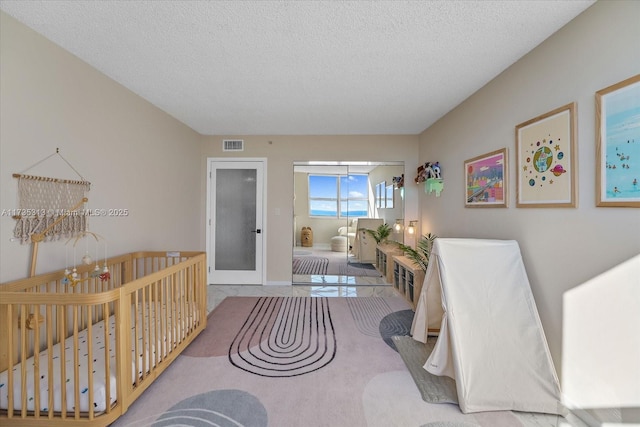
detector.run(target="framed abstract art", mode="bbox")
[464,148,507,208]
[516,103,577,208]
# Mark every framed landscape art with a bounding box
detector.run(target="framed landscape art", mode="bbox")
[596,74,640,207]
[516,103,577,208]
[464,148,507,208]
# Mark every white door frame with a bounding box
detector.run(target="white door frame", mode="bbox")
[206,157,267,285]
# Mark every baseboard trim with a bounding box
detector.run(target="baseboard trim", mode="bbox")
[265,280,292,286]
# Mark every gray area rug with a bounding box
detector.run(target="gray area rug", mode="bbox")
[292,256,329,275]
[152,389,268,426]
[336,262,383,277]
[392,335,459,404]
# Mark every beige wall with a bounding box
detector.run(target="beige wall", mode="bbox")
[0,12,202,282]
[417,0,640,375]
[200,135,420,285]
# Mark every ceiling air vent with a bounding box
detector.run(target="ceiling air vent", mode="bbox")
[223,139,244,152]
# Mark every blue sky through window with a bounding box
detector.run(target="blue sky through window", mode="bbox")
[309,174,368,217]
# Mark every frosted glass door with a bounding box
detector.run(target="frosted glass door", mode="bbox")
[215,168,256,270]
[208,160,264,284]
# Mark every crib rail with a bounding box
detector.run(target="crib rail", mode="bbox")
[0,251,207,427]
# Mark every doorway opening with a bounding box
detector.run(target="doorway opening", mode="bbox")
[292,161,404,285]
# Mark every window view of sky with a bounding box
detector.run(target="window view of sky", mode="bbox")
[309,174,368,217]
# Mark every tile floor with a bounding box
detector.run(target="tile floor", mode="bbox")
[207,281,400,313]
[292,246,390,286]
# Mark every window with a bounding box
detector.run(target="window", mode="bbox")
[309,174,368,218]
[375,182,385,208]
[375,181,394,208]
[386,184,394,208]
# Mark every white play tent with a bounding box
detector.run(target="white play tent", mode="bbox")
[411,238,566,415]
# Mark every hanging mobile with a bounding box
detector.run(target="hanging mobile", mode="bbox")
[62,227,104,285]
[99,241,110,282]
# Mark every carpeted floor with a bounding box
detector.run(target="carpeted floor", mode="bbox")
[336,261,382,277]
[110,296,536,427]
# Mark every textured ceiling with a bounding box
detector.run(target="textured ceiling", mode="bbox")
[0,1,595,136]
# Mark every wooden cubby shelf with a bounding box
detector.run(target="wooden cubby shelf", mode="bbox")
[375,243,403,285]
[392,255,425,310]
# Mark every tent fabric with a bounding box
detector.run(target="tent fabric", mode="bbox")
[411,238,566,415]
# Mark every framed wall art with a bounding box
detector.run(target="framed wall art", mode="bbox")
[596,74,640,207]
[464,148,507,208]
[516,103,577,208]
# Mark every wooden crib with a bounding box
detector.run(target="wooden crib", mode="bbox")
[0,251,207,427]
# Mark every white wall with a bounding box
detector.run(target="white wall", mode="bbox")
[0,12,202,282]
[417,0,640,376]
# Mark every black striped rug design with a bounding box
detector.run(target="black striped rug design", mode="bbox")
[228,297,336,377]
[292,256,329,275]
[345,297,393,337]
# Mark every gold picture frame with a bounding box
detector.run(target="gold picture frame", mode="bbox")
[596,74,640,207]
[516,103,577,208]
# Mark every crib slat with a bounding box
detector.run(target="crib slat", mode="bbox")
[186,265,192,332]
[152,281,159,367]
[73,307,80,419]
[115,297,129,414]
[141,287,148,380]
[20,304,28,418]
[182,269,188,335]
[170,274,176,352]
[161,278,167,361]
[145,283,151,369]
[58,305,67,419]
[141,288,145,383]
[133,290,140,386]
[46,305,54,419]
[33,307,40,418]
[87,305,94,419]
[6,305,14,418]
[146,285,151,376]
[172,273,179,347]
[103,302,111,414]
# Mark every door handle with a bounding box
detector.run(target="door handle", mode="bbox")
[251,229,262,234]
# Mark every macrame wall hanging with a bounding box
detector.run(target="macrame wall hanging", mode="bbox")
[12,148,92,277]
[13,175,90,243]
